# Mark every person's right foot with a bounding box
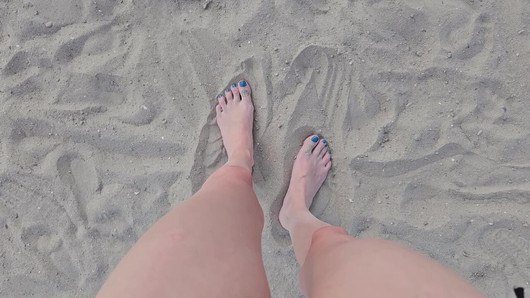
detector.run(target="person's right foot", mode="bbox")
[216,80,255,172]
[279,135,332,230]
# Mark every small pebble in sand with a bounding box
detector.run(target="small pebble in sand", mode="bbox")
[348,199,353,203]
[477,130,483,136]
[45,21,53,28]
[134,191,140,195]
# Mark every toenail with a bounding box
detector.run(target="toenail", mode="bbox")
[322,140,327,144]
[225,88,230,93]
[328,151,331,154]
[311,136,319,142]
[231,83,237,88]
[239,80,247,87]
[218,94,223,98]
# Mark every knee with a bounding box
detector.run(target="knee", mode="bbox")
[208,165,253,187]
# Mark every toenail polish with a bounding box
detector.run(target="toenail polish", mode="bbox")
[322,140,327,144]
[231,83,237,88]
[328,151,331,154]
[239,80,247,87]
[311,136,319,142]
[218,94,223,98]
[225,88,230,93]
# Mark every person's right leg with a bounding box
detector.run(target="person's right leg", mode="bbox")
[98,81,270,298]
[279,136,485,298]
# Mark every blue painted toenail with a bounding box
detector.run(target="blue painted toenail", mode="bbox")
[239,80,247,87]
[218,94,223,98]
[328,151,331,154]
[232,83,237,88]
[225,88,230,93]
[311,136,319,142]
[322,140,327,144]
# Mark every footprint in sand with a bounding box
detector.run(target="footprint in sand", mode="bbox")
[439,12,490,61]
[480,227,530,270]
[57,153,101,225]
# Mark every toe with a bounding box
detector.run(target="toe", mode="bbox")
[231,83,241,101]
[216,103,223,114]
[313,140,326,155]
[325,160,332,169]
[318,140,328,157]
[225,88,233,101]
[322,151,331,164]
[303,135,320,153]
[238,80,252,102]
[217,93,227,108]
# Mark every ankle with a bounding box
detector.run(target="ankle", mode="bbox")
[279,201,312,230]
[227,148,254,172]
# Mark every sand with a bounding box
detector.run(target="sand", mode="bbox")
[1,0,529,297]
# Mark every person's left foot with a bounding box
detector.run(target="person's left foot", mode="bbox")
[279,135,331,230]
[216,80,255,171]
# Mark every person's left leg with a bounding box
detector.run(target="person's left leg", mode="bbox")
[280,136,483,298]
[98,81,270,298]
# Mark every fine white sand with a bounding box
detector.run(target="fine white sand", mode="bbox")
[1,0,529,297]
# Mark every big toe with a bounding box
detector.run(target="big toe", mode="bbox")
[302,135,320,154]
[238,80,252,102]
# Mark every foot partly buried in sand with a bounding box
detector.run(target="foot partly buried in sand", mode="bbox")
[279,135,332,230]
[216,80,255,172]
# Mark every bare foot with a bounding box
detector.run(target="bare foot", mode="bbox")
[279,135,332,230]
[216,80,255,172]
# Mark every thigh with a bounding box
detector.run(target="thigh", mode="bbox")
[98,166,270,298]
[300,226,484,298]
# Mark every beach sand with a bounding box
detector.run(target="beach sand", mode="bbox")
[1,0,529,296]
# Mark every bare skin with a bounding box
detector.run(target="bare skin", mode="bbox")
[99,79,483,298]
[97,81,271,298]
[278,135,484,298]
[279,135,332,265]
[216,82,254,172]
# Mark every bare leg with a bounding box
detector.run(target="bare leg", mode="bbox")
[98,81,271,298]
[279,135,332,265]
[279,137,484,297]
